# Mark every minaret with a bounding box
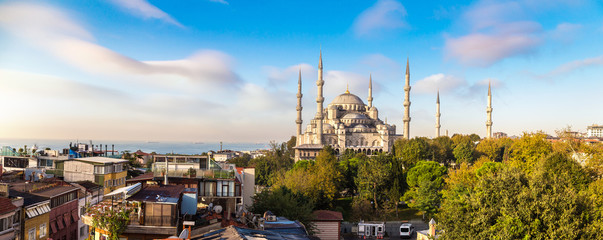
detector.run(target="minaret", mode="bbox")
[435,90,441,138]
[315,51,324,144]
[296,68,303,145]
[403,57,411,139]
[486,80,493,138]
[368,74,373,108]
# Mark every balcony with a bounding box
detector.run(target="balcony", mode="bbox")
[152,168,234,179]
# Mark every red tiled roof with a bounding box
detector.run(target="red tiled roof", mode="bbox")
[135,150,151,156]
[0,197,17,215]
[312,210,343,221]
[126,172,154,182]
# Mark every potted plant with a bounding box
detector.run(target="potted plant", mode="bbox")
[188,168,196,178]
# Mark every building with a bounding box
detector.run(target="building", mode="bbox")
[587,124,603,138]
[0,197,19,240]
[60,157,128,194]
[294,53,404,161]
[28,183,79,240]
[417,218,439,240]
[493,132,507,139]
[151,159,255,213]
[10,190,50,240]
[311,210,343,240]
[0,156,37,172]
[83,184,188,240]
[71,181,103,240]
[134,150,153,166]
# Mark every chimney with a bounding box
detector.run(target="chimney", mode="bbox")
[429,218,436,237]
[0,183,8,197]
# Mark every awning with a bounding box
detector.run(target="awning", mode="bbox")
[104,182,142,199]
[50,221,57,234]
[72,210,80,222]
[64,213,71,226]
[57,216,65,230]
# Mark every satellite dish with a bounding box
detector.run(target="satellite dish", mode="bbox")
[178,229,189,239]
[213,205,223,214]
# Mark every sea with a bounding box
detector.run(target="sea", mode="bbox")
[0,138,270,155]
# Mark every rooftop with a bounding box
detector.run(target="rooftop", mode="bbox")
[312,210,343,221]
[32,185,78,198]
[9,190,49,207]
[0,197,17,215]
[194,226,311,240]
[71,156,128,164]
[128,185,184,204]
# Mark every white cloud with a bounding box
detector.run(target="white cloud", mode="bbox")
[414,74,466,93]
[209,0,229,5]
[109,0,183,27]
[538,55,603,79]
[444,22,543,67]
[549,22,582,43]
[0,3,239,88]
[263,63,314,88]
[443,0,582,67]
[353,0,408,37]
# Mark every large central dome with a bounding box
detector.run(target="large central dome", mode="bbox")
[330,93,365,106]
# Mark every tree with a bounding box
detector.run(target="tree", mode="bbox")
[355,153,392,209]
[429,136,454,164]
[250,186,315,232]
[508,132,552,172]
[475,138,512,162]
[88,205,133,240]
[272,146,342,209]
[438,153,595,239]
[338,152,363,196]
[227,153,251,167]
[394,138,430,167]
[453,141,474,164]
[403,161,446,217]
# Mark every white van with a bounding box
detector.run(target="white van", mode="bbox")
[399,223,415,239]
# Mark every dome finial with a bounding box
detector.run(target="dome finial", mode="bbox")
[345,82,350,94]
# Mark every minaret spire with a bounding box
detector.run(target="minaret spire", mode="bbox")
[368,74,373,108]
[486,80,493,138]
[296,68,303,145]
[315,50,324,145]
[435,90,441,138]
[403,57,411,140]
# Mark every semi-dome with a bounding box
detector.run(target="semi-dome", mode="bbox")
[331,93,365,106]
[342,113,368,119]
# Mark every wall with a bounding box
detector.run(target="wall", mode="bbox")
[242,168,255,210]
[313,221,339,240]
[102,170,127,194]
[24,213,50,240]
[49,199,78,240]
[64,161,94,182]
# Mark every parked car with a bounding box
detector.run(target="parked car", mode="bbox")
[399,223,415,239]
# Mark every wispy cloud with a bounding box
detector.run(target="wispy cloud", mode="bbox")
[413,73,466,94]
[443,0,580,67]
[537,55,603,79]
[109,0,183,27]
[353,0,408,37]
[444,21,543,67]
[0,2,239,88]
[263,63,314,88]
[209,0,229,5]
[549,22,582,44]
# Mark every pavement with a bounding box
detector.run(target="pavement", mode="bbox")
[341,220,428,240]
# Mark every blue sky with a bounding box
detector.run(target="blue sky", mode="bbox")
[1,0,602,142]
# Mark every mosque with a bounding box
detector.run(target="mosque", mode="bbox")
[293,52,494,161]
[294,52,412,161]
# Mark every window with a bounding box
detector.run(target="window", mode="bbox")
[40,223,47,237]
[28,228,36,240]
[80,225,88,237]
